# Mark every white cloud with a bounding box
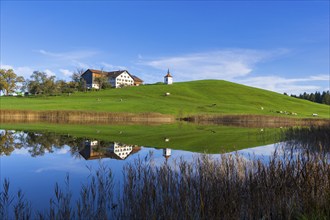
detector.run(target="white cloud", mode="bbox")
[0,64,14,70]
[44,69,56,77]
[309,74,329,81]
[36,49,100,71]
[59,69,73,77]
[236,75,328,94]
[100,62,127,70]
[71,60,90,69]
[1,64,34,78]
[37,49,99,60]
[14,66,34,79]
[139,49,289,81]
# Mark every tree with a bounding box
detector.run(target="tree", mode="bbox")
[94,76,109,90]
[0,69,24,95]
[71,68,85,91]
[28,71,57,95]
[56,80,75,94]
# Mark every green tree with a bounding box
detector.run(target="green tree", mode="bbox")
[0,69,24,95]
[94,75,110,90]
[0,131,23,156]
[28,71,57,95]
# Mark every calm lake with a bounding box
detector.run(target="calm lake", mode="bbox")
[0,122,329,219]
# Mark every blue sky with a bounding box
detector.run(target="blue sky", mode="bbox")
[1,0,329,94]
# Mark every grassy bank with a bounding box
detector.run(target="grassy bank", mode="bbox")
[1,80,329,118]
[1,144,329,219]
[0,122,281,153]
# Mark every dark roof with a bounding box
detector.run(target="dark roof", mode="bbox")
[108,70,127,78]
[164,73,172,77]
[132,75,144,82]
[82,69,143,81]
[85,69,108,75]
[164,69,172,77]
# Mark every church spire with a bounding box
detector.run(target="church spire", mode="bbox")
[164,69,173,84]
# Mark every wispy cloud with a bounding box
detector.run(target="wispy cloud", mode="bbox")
[139,49,289,81]
[36,49,100,70]
[59,69,73,77]
[236,75,329,94]
[138,49,328,94]
[37,49,99,60]
[100,62,127,70]
[0,64,35,79]
[44,69,56,77]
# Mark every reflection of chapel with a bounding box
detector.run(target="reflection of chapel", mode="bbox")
[163,148,172,160]
[164,69,173,85]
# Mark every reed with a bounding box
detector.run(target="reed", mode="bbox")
[0,110,175,124]
[281,125,330,153]
[184,114,330,127]
[1,143,329,219]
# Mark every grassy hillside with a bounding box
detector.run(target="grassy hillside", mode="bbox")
[1,80,329,118]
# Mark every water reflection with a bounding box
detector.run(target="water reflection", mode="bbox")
[1,125,329,217]
[1,125,328,159]
[79,140,141,160]
[0,130,168,161]
[0,130,82,157]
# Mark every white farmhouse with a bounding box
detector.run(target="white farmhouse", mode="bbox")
[81,69,143,89]
[108,70,135,88]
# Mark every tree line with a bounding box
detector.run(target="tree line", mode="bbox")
[0,68,90,96]
[285,91,330,105]
[0,68,115,96]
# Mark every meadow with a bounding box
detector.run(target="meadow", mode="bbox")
[1,80,329,118]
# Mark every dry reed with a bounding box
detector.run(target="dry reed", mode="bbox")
[184,114,330,127]
[0,110,174,124]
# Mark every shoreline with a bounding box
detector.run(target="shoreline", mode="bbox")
[0,109,329,126]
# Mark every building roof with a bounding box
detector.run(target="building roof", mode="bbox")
[132,75,144,82]
[84,69,108,75]
[108,70,128,78]
[82,69,144,82]
[164,69,172,78]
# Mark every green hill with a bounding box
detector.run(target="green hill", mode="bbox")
[1,80,329,118]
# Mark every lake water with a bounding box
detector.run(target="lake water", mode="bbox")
[1,122,328,218]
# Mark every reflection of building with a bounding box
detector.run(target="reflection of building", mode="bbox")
[111,142,134,159]
[79,140,141,160]
[163,148,171,160]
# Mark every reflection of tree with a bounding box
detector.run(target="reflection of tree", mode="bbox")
[23,132,84,157]
[0,130,86,157]
[0,130,142,159]
[0,131,18,156]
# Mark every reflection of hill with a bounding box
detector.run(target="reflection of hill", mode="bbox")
[79,140,141,160]
[0,123,282,153]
